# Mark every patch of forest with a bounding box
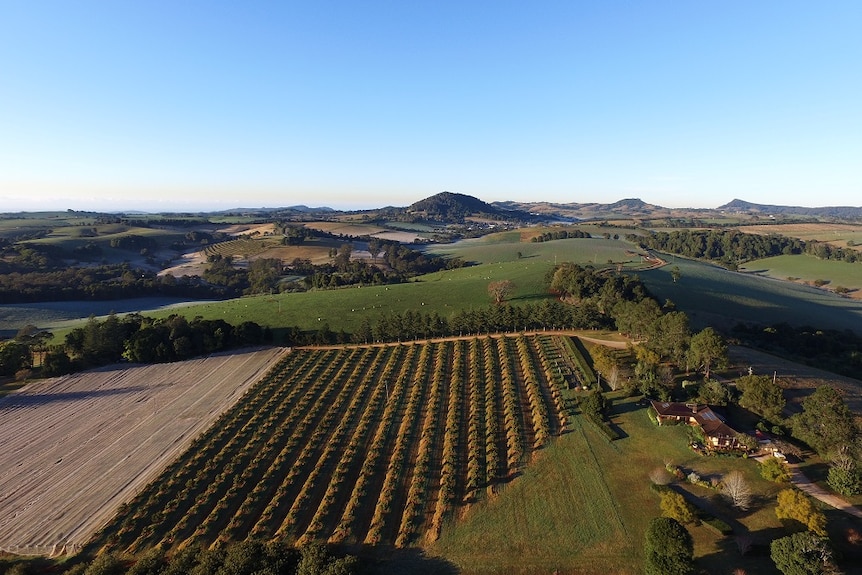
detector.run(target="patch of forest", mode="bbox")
[629,229,860,268]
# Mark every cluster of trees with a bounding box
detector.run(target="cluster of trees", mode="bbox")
[1,540,359,575]
[631,228,862,268]
[107,234,158,252]
[288,241,464,292]
[0,314,272,378]
[530,229,591,242]
[645,500,841,575]
[204,241,466,296]
[629,229,803,267]
[0,264,235,303]
[805,239,861,263]
[548,262,650,308]
[793,386,861,495]
[346,299,616,347]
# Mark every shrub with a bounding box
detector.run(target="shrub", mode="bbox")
[660,491,696,524]
[760,456,791,483]
[775,489,827,536]
[649,467,672,486]
[827,466,862,496]
[702,516,733,536]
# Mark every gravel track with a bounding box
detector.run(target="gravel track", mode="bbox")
[0,347,287,556]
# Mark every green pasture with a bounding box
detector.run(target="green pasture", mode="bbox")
[137,259,554,336]
[0,213,101,238]
[641,258,862,333]
[23,224,187,251]
[740,254,862,292]
[430,394,784,574]
[426,235,642,268]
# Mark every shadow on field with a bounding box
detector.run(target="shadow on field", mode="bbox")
[0,385,158,407]
[610,399,646,416]
[360,546,460,575]
[694,526,787,575]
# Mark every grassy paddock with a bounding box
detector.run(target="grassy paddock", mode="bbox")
[426,235,643,269]
[641,258,862,333]
[739,254,862,294]
[429,393,785,574]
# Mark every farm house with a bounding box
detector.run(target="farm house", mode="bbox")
[649,401,744,451]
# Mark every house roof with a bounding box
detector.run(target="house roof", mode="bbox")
[650,400,739,439]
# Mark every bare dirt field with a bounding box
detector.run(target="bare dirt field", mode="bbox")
[0,347,287,556]
[157,250,208,277]
[220,223,277,236]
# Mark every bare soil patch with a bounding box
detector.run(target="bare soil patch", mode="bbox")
[220,223,277,236]
[0,347,287,556]
[158,250,209,277]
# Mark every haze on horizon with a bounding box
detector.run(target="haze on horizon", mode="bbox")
[1,2,861,213]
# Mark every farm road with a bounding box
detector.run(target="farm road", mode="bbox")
[0,347,287,556]
[754,456,862,520]
[788,463,862,520]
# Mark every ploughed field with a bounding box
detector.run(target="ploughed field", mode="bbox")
[0,347,287,556]
[89,334,572,554]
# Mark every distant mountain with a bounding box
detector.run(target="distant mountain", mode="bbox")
[719,199,862,219]
[407,191,531,221]
[609,198,663,211]
[495,197,668,219]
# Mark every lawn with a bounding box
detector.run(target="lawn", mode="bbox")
[428,393,787,575]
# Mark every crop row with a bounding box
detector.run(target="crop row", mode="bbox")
[93,335,575,552]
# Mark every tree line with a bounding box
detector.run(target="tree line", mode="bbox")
[0,314,271,378]
[0,540,360,575]
[0,265,232,303]
[530,229,591,242]
[629,228,861,268]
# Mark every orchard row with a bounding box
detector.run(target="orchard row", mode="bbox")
[90,334,577,553]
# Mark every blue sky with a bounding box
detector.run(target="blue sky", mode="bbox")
[1,1,860,212]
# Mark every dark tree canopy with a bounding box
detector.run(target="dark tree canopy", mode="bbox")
[644,517,694,575]
[770,531,836,575]
[738,374,786,423]
[792,386,858,457]
[687,327,728,379]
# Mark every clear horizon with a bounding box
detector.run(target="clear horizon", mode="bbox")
[2,2,861,213]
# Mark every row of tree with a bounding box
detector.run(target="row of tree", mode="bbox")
[631,228,862,267]
[0,314,272,378]
[0,265,234,303]
[1,540,359,575]
[530,229,591,242]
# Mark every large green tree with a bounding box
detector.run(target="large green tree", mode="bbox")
[770,531,837,575]
[0,340,31,377]
[648,311,691,367]
[686,327,727,379]
[644,517,694,575]
[791,386,858,458]
[738,374,786,422]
